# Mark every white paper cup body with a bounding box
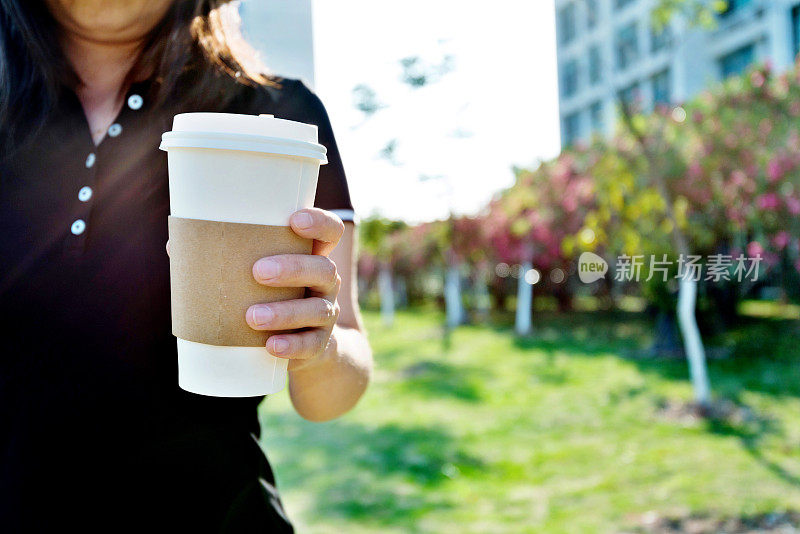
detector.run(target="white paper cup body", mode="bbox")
[176,340,289,398]
[162,114,324,398]
[167,148,320,227]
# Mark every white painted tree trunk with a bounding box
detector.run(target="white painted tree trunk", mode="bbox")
[475,272,491,320]
[515,261,533,336]
[358,277,368,306]
[396,276,408,308]
[677,278,711,405]
[378,266,395,327]
[445,265,464,328]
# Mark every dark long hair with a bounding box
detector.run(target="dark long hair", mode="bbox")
[0,0,272,153]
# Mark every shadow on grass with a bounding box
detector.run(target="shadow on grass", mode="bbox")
[648,391,800,488]
[503,310,800,485]
[399,361,485,402]
[508,310,653,357]
[703,394,800,488]
[260,415,484,526]
[507,311,800,400]
[630,511,800,533]
[526,350,570,385]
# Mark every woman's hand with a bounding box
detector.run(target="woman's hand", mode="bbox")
[245,208,345,372]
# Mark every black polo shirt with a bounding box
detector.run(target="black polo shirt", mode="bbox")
[0,75,354,532]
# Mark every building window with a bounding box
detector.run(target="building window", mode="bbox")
[720,0,754,17]
[651,25,672,53]
[563,112,582,146]
[651,69,671,105]
[615,23,640,71]
[618,82,641,108]
[615,0,637,11]
[590,101,605,132]
[561,59,580,97]
[558,3,577,46]
[587,0,600,29]
[793,6,800,58]
[589,45,603,85]
[719,44,755,78]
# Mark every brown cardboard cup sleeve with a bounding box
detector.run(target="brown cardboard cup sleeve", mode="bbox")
[168,216,312,347]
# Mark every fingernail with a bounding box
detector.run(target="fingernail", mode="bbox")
[271,337,289,354]
[294,213,313,229]
[256,259,279,280]
[252,306,273,326]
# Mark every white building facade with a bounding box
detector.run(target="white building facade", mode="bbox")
[239,0,316,88]
[555,0,800,146]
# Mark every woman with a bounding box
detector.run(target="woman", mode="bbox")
[0,1,372,531]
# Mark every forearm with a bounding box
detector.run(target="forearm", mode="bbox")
[287,324,373,422]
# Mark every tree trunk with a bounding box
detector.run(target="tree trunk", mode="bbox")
[554,282,573,312]
[378,265,395,327]
[619,105,712,408]
[677,278,711,405]
[489,279,509,312]
[396,276,408,309]
[445,264,464,328]
[651,309,682,356]
[474,271,491,322]
[515,261,533,335]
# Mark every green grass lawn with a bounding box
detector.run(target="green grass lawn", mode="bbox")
[258,309,800,533]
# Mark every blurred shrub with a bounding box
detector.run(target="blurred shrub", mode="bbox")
[359,60,800,318]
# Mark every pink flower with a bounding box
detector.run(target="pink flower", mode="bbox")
[764,252,780,267]
[790,102,800,117]
[688,162,703,180]
[751,70,766,88]
[786,196,800,215]
[790,130,800,150]
[773,231,790,250]
[747,241,764,257]
[533,226,551,244]
[737,123,753,139]
[726,208,745,227]
[757,193,780,210]
[779,73,791,92]
[730,169,747,186]
[767,159,783,182]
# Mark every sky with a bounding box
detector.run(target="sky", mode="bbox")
[311,0,562,223]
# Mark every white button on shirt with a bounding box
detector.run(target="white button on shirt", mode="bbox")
[127,94,143,110]
[71,219,86,235]
[78,186,93,202]
[85,153,96,168]
[108,123,122,137]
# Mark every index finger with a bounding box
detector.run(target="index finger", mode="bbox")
[289,208,345,257]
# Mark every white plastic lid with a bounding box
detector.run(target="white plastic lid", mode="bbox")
[160,112,328,163]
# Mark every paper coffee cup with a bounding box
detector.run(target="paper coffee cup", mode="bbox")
[160,113,328,397]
